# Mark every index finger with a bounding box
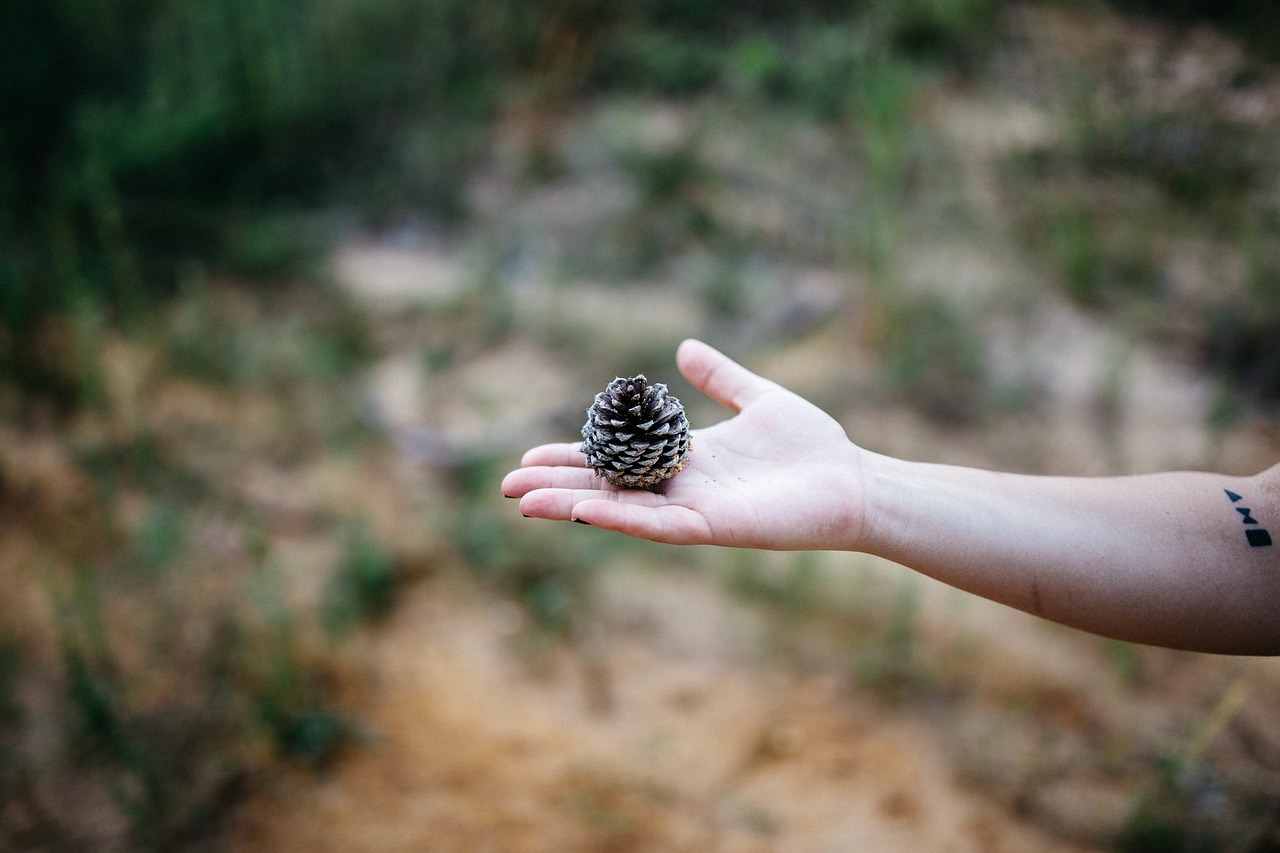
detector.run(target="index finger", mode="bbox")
[520,442,588,468]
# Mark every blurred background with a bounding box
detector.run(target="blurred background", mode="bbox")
[2,0,1280,850]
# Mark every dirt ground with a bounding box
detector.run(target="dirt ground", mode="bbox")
[230,535,1280,852]
[234,568,1107,853]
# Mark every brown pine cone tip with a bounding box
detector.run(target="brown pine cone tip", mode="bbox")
[580,374,691,489]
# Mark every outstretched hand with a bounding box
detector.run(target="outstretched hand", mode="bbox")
[501,339,867,549]
[503,340,1280,653]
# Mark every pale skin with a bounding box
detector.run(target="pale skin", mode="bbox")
[502,339,1280,655]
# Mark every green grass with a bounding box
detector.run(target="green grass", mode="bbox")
[2,0,997,405]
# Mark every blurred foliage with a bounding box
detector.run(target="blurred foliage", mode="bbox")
[1001,36,1280,406]
[876,294,989,424]
[1120,759,1280,853]
[1204,214,1280,406]
[1119,678,1280,852]
[162,280,372,390]
[850,577,932,705]
[455,500,596,639]
[4,0,1276,411]
[0,0,532,409]
[0,490,362,848]
[0,0,1005,410]
[1105,0,1280,59]
[323,526,398,640]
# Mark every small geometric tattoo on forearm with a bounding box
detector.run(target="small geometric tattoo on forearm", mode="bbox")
[1224,489,1273,547]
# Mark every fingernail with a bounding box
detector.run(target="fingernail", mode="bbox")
[503,493,517,499]
[521,513,532,518]
[571,518,591,526]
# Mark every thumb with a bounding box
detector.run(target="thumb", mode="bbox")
[676,339,776,413]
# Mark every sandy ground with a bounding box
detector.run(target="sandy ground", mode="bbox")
[233,565,1109,853]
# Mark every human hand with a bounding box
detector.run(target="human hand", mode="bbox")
[512,341,1280,653]
[501,339,867,549]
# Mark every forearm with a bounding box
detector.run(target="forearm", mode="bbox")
[857,454,1280,655]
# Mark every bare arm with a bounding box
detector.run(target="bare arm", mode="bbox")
[502,339,1280,655]
[861,456,1280,654]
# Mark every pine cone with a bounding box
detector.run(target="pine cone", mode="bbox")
[581,375,691,489]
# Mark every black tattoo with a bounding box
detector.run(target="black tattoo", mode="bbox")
[1225,489,1273,548]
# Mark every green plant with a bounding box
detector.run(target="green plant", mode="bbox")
[0,0,525,408]
[1101,639,1144,687]
[48,565,241,849]
[1046,203,1106,307]
[247,559,353,767]
[876,0,998,65]
[133,501,185,575]
[323,527,398,640]
[852,50,918,282]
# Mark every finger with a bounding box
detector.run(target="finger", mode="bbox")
[571,499,714,546]
[518,486,668,521]
[520,442,587,468]
[676,339,776,414]
[501,466,607,498]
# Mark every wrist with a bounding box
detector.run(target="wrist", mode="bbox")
[822,440,878,552]
[849,450,906,556]
[852,452,964,562]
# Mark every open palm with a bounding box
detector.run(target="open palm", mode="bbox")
[501,340,867,550]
